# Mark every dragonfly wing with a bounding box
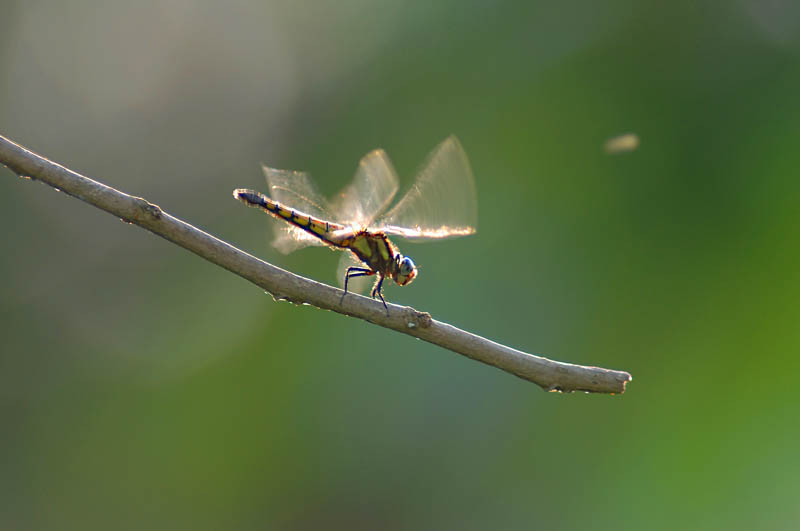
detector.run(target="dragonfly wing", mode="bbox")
[374,136,477,241]
[262,165,333,254]
[335,252,374,294]
[329,148,399,228]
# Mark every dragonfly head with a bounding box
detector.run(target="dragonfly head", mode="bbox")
[393,254,417,286]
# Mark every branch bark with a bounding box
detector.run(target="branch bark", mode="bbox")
[0,134,632,394]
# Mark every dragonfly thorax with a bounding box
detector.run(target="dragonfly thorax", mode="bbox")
[392,254,417,286]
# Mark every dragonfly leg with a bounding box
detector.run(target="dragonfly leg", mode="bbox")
[371,275,388,314]
[341,267,374,305]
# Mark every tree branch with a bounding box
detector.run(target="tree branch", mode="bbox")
[0,134,631,394]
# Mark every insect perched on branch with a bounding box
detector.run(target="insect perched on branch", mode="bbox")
[234,136,478,311]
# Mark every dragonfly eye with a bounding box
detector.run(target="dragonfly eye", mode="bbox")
[400,256,415,274]
[394,255,417,286]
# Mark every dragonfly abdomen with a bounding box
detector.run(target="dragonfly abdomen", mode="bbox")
[233,189,346,246]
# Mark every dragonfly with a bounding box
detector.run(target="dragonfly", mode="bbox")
[233,135,477,311]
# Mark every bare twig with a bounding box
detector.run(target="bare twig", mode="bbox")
[0,134,631,394]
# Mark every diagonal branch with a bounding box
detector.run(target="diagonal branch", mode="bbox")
[0,134,632,394]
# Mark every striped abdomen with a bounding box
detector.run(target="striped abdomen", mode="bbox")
[233,189,346,246]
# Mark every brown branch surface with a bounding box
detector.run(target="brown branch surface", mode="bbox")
[0,134,632,394]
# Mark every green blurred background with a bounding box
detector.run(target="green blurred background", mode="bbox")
[2,1,799,529]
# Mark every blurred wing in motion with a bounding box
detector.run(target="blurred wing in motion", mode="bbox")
[374,136,477,240]
[329,148,399,229]
[261,165,334,254]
